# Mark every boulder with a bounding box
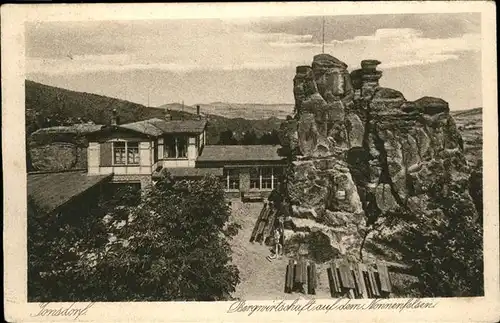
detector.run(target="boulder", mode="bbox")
[326,172,364,214]
[372,87,407,111]
[400,101,419,114]
[346,112,365,148]
[375,183,399,212]
[414,96,450,115]
[361,59,381,72]
[292,205,319,220]
[312,53,348,72]
[297,113,320,156]
[30,143,79,171]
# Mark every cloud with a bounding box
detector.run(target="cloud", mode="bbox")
[243,32,313,43]
[249,13,481,42]
[26,20,481,76]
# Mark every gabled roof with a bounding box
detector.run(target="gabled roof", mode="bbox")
[28,170,112,215]
[197,145,284,162]
[89,118,207,138]
[119,118,165,136]
[147,118,207,134]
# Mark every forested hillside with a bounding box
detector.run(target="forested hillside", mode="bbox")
[25,80,283,144]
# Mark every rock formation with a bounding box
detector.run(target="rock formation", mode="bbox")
[28,124,100,171]
[280,54,478,263]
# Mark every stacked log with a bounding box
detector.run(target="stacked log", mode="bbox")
[263,208,278,245]
[376,263,392,297]
[307,262,317,295]
[250,204,273,243]
[327,260,393,299]
[249,204,267,242]
[285,259,317,295]
[285,259,295,293]
[294,258,307,293]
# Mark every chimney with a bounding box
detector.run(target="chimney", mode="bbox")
[196,105,202,120]
[164,109,172,121]
[111,109,119,125]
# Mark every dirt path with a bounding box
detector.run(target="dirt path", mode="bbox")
[228,200,332,300]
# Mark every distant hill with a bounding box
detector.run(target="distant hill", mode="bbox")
[159,102,294,120]
[450,108,482,167]
[25,80,195,135]
[25,80,284,145]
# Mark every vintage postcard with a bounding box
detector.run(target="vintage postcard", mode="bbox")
[2,2,499,322]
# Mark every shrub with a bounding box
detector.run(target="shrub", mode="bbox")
[28,175,240,301]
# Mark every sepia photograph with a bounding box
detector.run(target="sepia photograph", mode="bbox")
[3,2,499,322]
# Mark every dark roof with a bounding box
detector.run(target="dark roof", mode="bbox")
[118,118,207,136]
[28,170,112,215]
[32,124,104,135]
[197,145,284,162]
[148,118,207,134]
[153,167,223,179]
[118,118,165,136]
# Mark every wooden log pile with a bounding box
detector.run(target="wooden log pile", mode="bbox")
[284,258,317,295]
[249,203,278,244]
[327,260,392,299]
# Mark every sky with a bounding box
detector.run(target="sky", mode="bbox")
[25,13,482,110]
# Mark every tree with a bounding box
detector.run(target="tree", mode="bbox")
[28,176,240,301]
[28,194,110,301]
[372,190,483,297]
[240,130,258,145]
[469,160,483,224]
[218,129,238,145]
[259,129,281,145]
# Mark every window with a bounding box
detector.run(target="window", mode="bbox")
[165,136,176,158]
[250,167,260,189]
[113,141,140,165]
[177,137,187,158]
[261,167,273,189]
[113,142,126,164]
[250,167,281,190]
[224,168,239,190]
[127,142,140,164]
[164,136,188,159]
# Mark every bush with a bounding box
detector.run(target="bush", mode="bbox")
[374,191,483,297]
[28,175,240,301]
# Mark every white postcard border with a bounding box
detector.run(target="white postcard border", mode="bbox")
[2,2,499,322]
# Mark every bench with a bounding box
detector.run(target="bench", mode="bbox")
[241,191,263,202]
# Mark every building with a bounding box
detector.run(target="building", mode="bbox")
[196,145,285,199]
[27,170,112,217]
[85,109,286,199]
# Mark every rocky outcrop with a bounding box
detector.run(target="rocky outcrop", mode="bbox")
[28,124,100,171]
[291,54,355,157]
[280,54,478,263]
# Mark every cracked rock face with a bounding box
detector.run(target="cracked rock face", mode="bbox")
[280,54,478,262]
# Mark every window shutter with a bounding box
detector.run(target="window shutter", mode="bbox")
[100,142,113,166]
